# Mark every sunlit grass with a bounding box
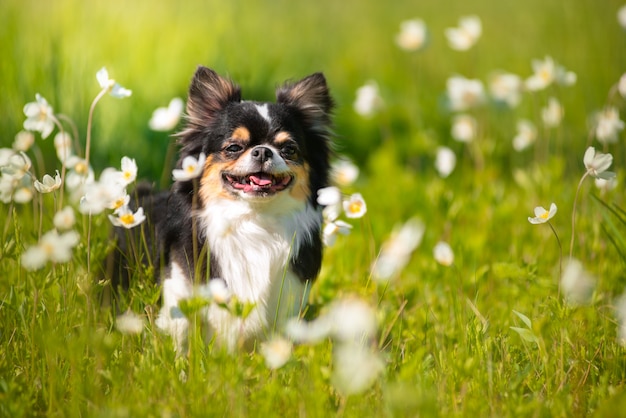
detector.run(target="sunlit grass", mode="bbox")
[2,0,626,416]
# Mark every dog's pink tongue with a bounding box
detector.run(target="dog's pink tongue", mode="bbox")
[249,174,273,186]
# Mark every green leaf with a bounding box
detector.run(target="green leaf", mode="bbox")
[512,310,532,329]
[510,327,539,344]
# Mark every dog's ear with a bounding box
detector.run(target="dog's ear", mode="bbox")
[276,73,334,129]
[186,66,241,126]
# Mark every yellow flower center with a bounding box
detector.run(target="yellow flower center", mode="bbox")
[75,162,88,175]
[120,214,135,225]
[348,201,362,214]
[540,210,550,220]
[113,198,125,209]
[186,165,197,173]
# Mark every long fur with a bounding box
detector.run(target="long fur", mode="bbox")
[112,67,333,352]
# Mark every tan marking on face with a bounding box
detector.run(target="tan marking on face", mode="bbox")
[231,126,250,142]
[199,156,236,202]
[288,163,311,202]
[274,131,292,145]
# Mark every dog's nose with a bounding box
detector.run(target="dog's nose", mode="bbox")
[251,146,273,163]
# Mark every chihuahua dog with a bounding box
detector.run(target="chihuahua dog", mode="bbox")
[112,67,333,352]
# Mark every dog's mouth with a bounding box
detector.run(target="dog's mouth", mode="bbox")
[223,172,293,196]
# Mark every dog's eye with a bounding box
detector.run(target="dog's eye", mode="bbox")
[225,144,243,154]
[281,144,299,160]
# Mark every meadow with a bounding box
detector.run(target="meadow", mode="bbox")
[1,0,626,416]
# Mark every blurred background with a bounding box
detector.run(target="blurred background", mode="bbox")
[1,0,624,181]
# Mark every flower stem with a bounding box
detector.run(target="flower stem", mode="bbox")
[570,171,589,259]
[547,220,562,280]
[85,88,108,171]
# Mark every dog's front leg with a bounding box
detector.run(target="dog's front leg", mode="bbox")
[155,262,193,354]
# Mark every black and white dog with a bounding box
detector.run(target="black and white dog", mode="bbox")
[112,67,333,351]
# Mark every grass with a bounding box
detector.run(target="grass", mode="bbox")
[2,0,626,416]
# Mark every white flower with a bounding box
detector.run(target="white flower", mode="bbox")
[446,76,486,112]
[108,206,146,229]
[583,147,616,180]
[594,107,624,144]
[561,258,596,306]
[445,15,482,51]
[96,67,132,98]
[354,81,383,118]
[525,56,576,92]
[149,97,184,131]
[13,131,35,152]
[542,97,564,128]
[331,158,359,187]
[528,203,557,224]
[489,72,523,108]
[618,73,626,98]
[116,311,145,335]
[618,4,626,29]
[322,220,352,247]
[21,230,80,270]
[54,132,74,163]
[332,341,384,396]
[595,177,618,193]
[172,153,206,181]
[317,186,343,221]
[372,217,425,281]
[34,170,62,193]
[0,173,16,203]
[23,94,55,139]
[435,147,456,178]
[2,152,32,180]
[395,19,428,51]
[343,193,367,219]
[614,291,626,346]
[12,178,34,204]
[208,278,231,304]
[79,176,124,215]
[451,114,477,142]
[53,206,76,231]
[433,241,454,266]
[0,148,14,167]
[513,120,537,152]
[328,298,378,343]
[260,337,293,369]
[119,156,138,186]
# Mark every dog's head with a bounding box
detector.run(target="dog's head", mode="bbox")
[175,66,333,209]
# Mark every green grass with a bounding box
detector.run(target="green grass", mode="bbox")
[2,0,626,416]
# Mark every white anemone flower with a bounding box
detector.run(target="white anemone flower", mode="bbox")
[451,114,477,142]
[330,158,359,187]
[343,193,367,219]
[119,156,138,186]
[322,220,352,247]
[34,170,62,194]
[446,76,486,112]
[395,19,428,51]
[96,67,132,98]
[13,131,35,152]
[618,4,626,30]
[542,97,564,128]
[332,341,384,396]
[528,203,557,224]
[594,107,624,145]
[435,147,456,178]
[583,147,616,180]
[354,81,383,118]
[513,120,537,152]
[433,241,454,266]
[149,97,184,131]
[489,72,523,108]
[53,206,76,231]
[23,94,56,139]
[21,229,80,270]
[445,15,482,51]
[317,186,343,221]
[172,153,206,181]
[260,337,293,370]
[561,258,596,306]
[116,311,145,335]
[108,206,146,229]
[371,217,425,282]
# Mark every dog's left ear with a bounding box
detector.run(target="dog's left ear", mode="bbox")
[276,73,334,129]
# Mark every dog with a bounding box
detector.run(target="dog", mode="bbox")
[111,66,333,352]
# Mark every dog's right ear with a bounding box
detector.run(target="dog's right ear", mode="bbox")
[185,66,241,127]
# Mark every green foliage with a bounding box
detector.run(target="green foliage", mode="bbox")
[2,0,626,416]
